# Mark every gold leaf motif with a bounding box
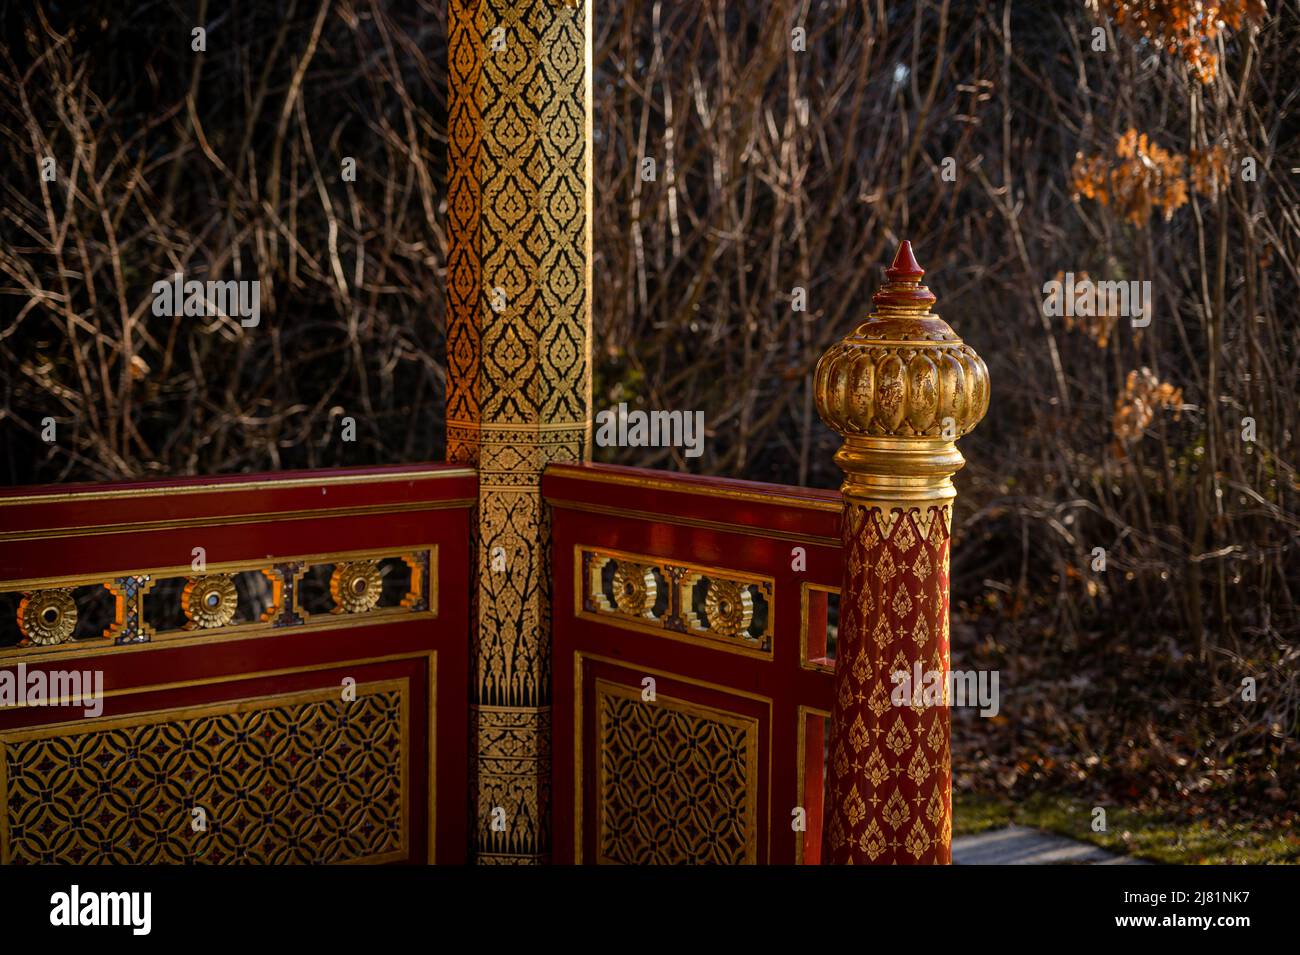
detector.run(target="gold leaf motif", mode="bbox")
[859,818,886,860]
[888,650,910,678]
[904,816,932,860]
[882,790,910,830]
[849,714,870,753]
[926,712,945,752]
[911,548,932,580]
[893,517,918,552]
[926,788,945,827]
[885,714,912,756]
[873,549,897,583]
[863,747,889,788]
[837,675,854,713]
[907,745,932,786]
[927,509,949,546]
[911,614,930,648]
[891,586,913,618]
[845,785,867,828]
[872,614,891,650]
[851,647,871,684]
[833,741,850,779]
[868,679,891,718]
[829,815,847,851]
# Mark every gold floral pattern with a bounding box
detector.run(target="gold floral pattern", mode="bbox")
[446,0,594,863]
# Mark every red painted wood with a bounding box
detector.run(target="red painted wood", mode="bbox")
[543,463,842,543]
[0,464,473,864]
[546,462,839,864]
[0,463,476,539]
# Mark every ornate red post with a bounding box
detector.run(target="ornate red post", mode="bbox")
[814,242,988,863]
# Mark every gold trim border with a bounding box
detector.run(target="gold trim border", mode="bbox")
[573,544,775,661]
[798,582,839,674]
[794,704,832,865]
[545,464,841,513]
[0,499,474,544]
[0,467,476,507]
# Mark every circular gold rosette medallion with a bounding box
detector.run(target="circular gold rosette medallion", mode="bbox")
[611,562,656,617]
[17,588,78,646]
[331,560,382,614]
[182,574,239,629]
[704,579,753,638]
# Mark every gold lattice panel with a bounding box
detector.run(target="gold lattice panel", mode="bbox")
[0,681,409,864]
[594,680,758,865]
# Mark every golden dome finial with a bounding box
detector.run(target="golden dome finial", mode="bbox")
[814,241,989,503]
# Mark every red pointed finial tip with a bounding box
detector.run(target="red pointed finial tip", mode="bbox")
[873,240,936,310]
[885,240,924,281]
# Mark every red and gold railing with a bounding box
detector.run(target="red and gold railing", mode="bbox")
[545,463,842,864]
[0,239,985,867]
[546,242,987,866]
[0,464,474,864]
[813,242,988,863]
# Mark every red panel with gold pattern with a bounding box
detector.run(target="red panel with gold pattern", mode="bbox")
[545,463,840,864]
[0,464,473,864]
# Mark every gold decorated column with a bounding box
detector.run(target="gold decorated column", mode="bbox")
[446,0,593,863]
[813,242,988,864]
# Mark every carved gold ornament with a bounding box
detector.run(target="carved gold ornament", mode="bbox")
[16,588,78,645]
[610,562,656,617]
[703,579,753,638]
[331,560,382,614]
[182,574,238,629]
[814,242,989,505]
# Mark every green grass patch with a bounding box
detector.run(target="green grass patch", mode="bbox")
[955,792,1300,864]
